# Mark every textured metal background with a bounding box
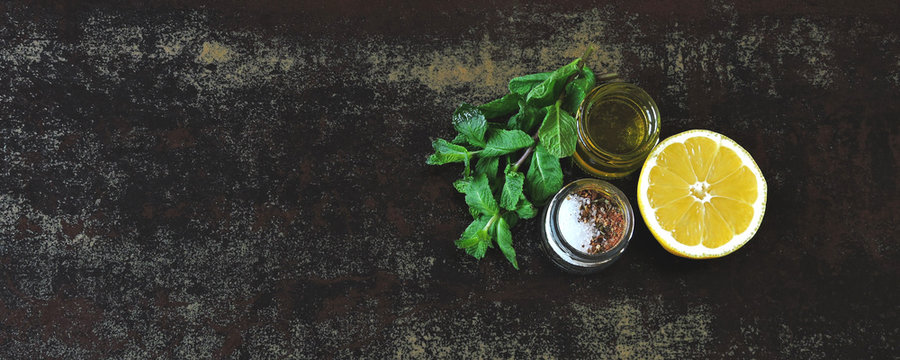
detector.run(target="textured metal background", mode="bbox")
[1,1,897,358]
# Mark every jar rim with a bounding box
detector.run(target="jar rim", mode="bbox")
[575,81,661,161]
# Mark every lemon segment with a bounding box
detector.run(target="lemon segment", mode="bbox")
[706,146,742,184]
[684,136,719,180]
[709,166,758,203]
[637,130,767,258]
[709,197,753,234]
[655,142,697,183]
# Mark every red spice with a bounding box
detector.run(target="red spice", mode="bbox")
[574,188,626,254]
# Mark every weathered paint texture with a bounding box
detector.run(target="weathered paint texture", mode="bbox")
[0,1,897,358]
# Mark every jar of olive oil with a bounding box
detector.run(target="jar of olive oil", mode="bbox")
[573,82,660,178]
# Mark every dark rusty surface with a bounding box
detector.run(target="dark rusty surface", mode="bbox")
[1,0,898,358]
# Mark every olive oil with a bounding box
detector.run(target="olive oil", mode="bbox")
[574,82,660,179]
[585,96,648,154]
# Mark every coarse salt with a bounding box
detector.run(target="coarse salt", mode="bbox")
[557,194,599,254]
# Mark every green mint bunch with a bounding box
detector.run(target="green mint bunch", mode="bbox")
[427,48,612,269]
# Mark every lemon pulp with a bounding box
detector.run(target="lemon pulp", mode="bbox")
[637,130,766,258]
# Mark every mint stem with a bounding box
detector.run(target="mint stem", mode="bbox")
[597,72,620,82]
[512,134,540,171]
[483,212,501,232]
[581,46,594,66]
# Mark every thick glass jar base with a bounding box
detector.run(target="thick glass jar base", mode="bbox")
[573,147,640,179]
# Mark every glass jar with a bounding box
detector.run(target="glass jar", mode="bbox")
[540,178,634,274]
[573,82,660,179]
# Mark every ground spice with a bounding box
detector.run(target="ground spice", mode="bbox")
[573,188,625,254]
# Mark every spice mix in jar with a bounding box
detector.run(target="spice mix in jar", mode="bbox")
[541,179,634,274]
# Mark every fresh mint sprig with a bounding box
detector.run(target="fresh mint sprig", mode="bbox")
[426,47,617,269]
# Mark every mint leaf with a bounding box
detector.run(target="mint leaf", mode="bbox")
[495,217,518,269]
[455,215,489,248]
[507,101,547,134]
[456,215,494,259]
[526,59,582,108]
[525,144,564,205]
[452,103,488,147]
[502,211,519,228]
[563,65,596,114]
[470,215,499,259]
[465,231,490,259]
[500,164,524,210]
[426,139,473,177]
[563,84,587,116]
[507,107,524,130]
[479,93,521,119]
[464,173,499,217]
[509,72,551,96]
[515,194,538,219]
[451,133,467,144]
[537,101,577,158]
[525,105,547,134]
[426,138,471,165]
[480,129,534,157]
[453,176,473,194]
[474,156,500,185]
[454,216,500,259]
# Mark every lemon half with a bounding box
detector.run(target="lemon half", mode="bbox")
[637,130,767,258]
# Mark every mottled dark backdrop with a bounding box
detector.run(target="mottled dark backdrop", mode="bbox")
[1,0,897,358]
